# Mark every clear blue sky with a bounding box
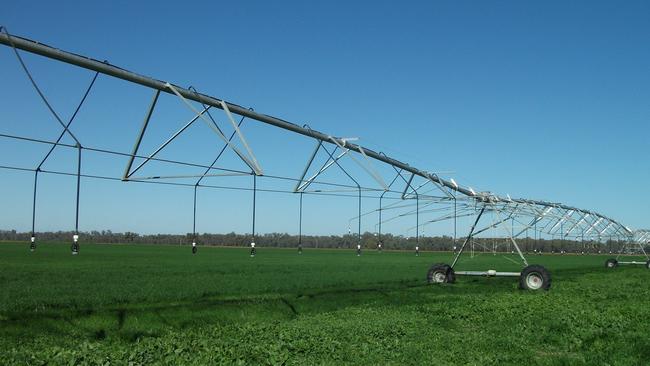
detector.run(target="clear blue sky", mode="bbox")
[1,1,649,237]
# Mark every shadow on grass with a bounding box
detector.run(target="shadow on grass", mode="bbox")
[0,265,627,344]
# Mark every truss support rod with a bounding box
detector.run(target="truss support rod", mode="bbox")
[219,101,262,174]
[329,137,388,190]
[549,210,573,235]
[166,83,261,175]
[639,235,650,260]
[318,143,361,243]
[123,89,160,180]
[565,213,589,237]
[401,173,415,199]
[427,173,454,199]
[640,242,649,260]
[37,71,99,171]
[451,206,486,269]
[296,149,347,192]
[584,217,604,236]
[408,211,477,230]
[599,222,614,236]
[470,213,517,238]
[196,114,247,186]
[493,209,529,266]
[511,206,554,239]
[294,141,322,192]
[126,106,211,179]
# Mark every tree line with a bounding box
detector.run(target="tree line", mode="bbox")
[0,229,641,253]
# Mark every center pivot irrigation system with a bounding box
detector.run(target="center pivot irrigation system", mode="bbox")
[1,29,648,290]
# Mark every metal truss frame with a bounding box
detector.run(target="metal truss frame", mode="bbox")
[0,29,647,286]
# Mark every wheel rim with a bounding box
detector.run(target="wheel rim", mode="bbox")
[433,271,446,283]
[525,272,543,290]
[607,262,614,268]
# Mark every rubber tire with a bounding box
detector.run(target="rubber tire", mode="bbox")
[427,263,456,284]
[605,258,618,269]
[519,265,551,291]
[192,246,197,254]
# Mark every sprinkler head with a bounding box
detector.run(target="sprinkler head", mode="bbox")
[72,234,79,255]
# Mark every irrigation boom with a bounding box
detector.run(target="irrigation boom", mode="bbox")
[0,31,634,236]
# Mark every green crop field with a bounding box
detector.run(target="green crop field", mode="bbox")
[1,242,649,365]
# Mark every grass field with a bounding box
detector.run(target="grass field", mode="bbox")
[1,242,649,365]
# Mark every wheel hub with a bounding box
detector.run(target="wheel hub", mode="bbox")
[433,271,446,283]
[526,272,543,290]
